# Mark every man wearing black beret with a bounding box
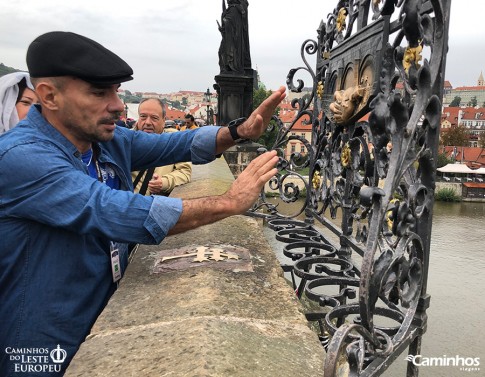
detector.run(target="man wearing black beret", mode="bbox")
[0,31,285,375]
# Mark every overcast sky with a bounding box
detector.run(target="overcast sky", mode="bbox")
[1,0,483,93]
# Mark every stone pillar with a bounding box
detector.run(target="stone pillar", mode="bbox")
[214,71,260,179]
[214,71,255,126]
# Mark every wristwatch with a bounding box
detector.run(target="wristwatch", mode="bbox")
[227,117,248,143]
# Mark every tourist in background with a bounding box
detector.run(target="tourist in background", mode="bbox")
[179,113,198,131]
[0,72,38,134]
[132,98,192,196]
[115,107,129,128]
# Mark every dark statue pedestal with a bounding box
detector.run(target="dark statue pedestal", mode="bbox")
[214,70,255,126]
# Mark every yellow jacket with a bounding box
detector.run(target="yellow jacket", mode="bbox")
[131,128,192,196]
[179,123,199,131]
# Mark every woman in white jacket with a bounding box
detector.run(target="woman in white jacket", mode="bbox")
[0,72,38,134]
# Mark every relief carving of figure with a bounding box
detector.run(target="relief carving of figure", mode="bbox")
[329,86,365,124]
[217,0,251,74]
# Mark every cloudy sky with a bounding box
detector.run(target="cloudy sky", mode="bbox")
[1,0,483,93]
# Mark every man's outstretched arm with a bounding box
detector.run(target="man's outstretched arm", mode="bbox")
[168,150,278,235]
[215,86,286,154]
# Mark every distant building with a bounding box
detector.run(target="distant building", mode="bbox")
[165,107,186,121]
[441,106,460,130]
[141,92,161,99]
[277,109,313,159]
[458,107,485,147]
[441,146,485,169]
[444,72,485,106]
[441,106,485,147]
[478,71,484,87]
[443,80,453,96]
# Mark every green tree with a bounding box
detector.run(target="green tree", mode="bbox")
[440,124,469,147]
[253,86,272,109]
[449,96,461,107]
[0,63,21,77]
[171,100,182,110]
[120,93,142,104]
[468,96,477,107]
[436,151,450,168]
[126,95,141,103]
[182,97,188,106]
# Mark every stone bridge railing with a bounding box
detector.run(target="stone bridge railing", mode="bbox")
[66,156,325,377]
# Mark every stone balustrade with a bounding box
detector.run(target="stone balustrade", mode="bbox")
[66,155,325,377]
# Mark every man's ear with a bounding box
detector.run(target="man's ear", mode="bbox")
[34,81,61,111]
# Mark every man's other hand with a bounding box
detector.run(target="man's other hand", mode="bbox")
[168,150,279,236]
[223,150,279,214]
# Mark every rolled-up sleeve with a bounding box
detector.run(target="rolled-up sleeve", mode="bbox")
[190,126,220,164]
[144,196,183,242]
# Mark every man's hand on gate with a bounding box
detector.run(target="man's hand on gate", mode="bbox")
[236,86,286,140]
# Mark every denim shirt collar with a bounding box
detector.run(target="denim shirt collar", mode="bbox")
[28,104,82,160]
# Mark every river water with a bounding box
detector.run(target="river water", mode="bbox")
[262,201,485,376]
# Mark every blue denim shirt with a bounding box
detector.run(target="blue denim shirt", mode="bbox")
[0,105,221,375]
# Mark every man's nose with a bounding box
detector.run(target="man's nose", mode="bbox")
[108,90,125,113]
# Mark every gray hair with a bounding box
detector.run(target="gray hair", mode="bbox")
[139,98,166,118]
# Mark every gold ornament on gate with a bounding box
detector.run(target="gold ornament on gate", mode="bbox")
[317,81,324,100]
[336,8,347,33]
[312,171,321,189]
[341,143,351,168]
[403,44,423,73]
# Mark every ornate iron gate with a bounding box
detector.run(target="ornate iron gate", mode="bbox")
[248,0,451,375]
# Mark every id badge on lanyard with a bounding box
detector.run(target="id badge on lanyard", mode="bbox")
[110,242,122,283]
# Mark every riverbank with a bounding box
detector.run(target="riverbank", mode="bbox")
[265,177,485,203]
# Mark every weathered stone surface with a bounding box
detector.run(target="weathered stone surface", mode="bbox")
[66,156,325,376]
[67,318,323,377]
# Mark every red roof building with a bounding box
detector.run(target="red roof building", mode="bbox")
[441,106,485,147]
[278,110,313,159]
[441,146,485,168]
[165,107,186,121]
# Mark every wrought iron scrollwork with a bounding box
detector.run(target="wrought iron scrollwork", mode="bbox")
[247,1,450,376]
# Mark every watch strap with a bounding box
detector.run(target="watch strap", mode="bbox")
[227,117,247,142]
[228,123,240,141]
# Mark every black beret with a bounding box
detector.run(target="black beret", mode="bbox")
[26,31,133,85]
